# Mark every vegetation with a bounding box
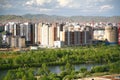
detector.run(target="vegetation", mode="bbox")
[0,45,120,79]
[3,68,36,80]
[0,45,120,70]
[2,61,120,80]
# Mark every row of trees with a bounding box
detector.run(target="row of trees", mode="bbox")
[0,45,120,70]
[3,60,120,80]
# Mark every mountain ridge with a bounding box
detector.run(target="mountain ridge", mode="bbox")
[0,14,120,23]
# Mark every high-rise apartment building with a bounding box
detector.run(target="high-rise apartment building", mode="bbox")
[3,22,94,48]
[58,23,93,46]
[105,24,118,45]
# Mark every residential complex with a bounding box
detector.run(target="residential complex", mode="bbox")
[0,22,119,48]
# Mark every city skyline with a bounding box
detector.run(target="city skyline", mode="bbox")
[0,0,120,16]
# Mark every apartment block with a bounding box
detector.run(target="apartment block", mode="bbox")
[3,22,94,48]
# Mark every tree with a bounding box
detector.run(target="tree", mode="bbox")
[22,75,27,80]
[40,75,50,80]
[80,67,87,73]
[65,62,71,72]
[65,62,74,73]
[60,66,65,72]
[3,71,13,80]
[37,63,50,76]
[28,72,35,80]
[28,69,35,80]
[91,66,106,73]
[48,73,57,80]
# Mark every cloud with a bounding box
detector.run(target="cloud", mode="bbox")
[25,0,81,9]
[57,0,81,8]
[57,0,72,7]
[25,0,113,9]
[23,0,114,14]
[24,0,55,12]
[0,0,117,16]
[25,0,34,6]
[0,0,12,9]
[25,0,53,6]
[23,0,114,15]
[99,5,113,12]
[2,4,12,9]
[29,7,53,12]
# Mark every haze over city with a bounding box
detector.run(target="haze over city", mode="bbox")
[0,0,120,16]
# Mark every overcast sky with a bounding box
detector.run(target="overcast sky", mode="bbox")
[0,0,120,16]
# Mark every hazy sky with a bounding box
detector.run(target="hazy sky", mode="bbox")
[0,0,120,16]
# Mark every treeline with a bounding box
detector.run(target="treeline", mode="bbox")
[0,45,120,70]
[3,61,120,80]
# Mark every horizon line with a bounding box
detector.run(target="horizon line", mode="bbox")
[0,13,120,17]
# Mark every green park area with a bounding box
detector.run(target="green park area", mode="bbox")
[0,45,120,80]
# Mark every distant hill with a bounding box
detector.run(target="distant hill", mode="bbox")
[0,14,120,23]
[0,15,29,23]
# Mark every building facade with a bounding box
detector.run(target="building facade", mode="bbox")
[105,25,118,45]
[3,22,94,48]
